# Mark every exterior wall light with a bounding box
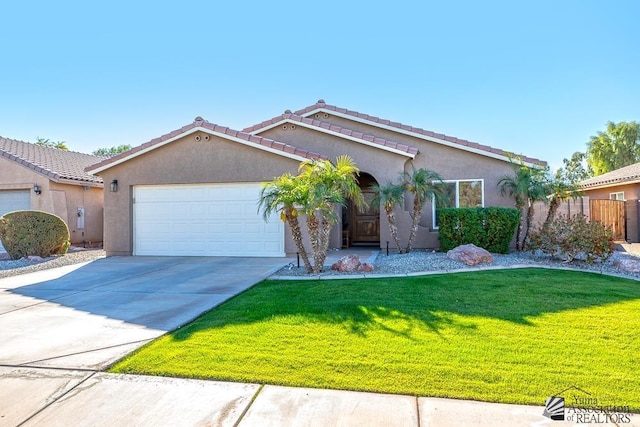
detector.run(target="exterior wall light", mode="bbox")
[33,183,41,195]
[110,179,118,192]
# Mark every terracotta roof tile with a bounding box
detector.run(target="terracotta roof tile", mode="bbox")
[581,162,640,189]
[86,118,327,173]
[293,101,547,167]
[0,136,106,185]
[242,112,420,157]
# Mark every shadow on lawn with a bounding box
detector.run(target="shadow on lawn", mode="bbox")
[171,268,640,340]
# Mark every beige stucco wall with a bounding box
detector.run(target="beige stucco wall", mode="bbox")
[259,118,519,250]
[97,131,301,256]
[0,157,103,245]
[583,184,640,201]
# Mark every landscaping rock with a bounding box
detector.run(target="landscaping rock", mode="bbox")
[358,262,375,272]
[26,256,45,262]
[0,252,10,261]
[446,244,493,266]
[613,257,640,273]
[331,254,375,272]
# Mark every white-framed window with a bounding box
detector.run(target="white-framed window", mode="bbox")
[609,192,625,201]
[432,179,484,229]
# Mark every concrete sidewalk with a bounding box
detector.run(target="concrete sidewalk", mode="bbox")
[3,367,592,427]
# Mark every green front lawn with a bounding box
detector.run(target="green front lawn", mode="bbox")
[110,269,640,408]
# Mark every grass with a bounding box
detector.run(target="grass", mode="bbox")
[110,268,640,408]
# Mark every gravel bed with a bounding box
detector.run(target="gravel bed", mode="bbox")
[0,248,106,279]
[273,250,640,280]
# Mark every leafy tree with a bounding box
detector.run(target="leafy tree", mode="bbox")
[371,180,405,253]
[402,166,444,253]
[558,151,591,183]
[498,161,548,251]
[586,121,640,176]
[93,144,132,156]
[35,137,68,150]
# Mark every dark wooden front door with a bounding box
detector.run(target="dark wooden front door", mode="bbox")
[350,174,380,244]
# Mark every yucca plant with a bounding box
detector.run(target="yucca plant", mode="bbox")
[402,166,444,253]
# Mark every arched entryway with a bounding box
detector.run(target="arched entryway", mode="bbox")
[343,173,380,246]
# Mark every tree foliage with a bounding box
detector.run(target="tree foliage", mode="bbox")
[371,180,405,253]
[402,167,444,253]
[35,137,68,150]
[93,144,132,156]
[586,121,640,176]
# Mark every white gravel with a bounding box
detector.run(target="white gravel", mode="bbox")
[0,248,106,279]
[274,250,640,280]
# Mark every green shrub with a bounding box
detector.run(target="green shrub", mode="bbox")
[528,214,614,263]
[0,210,70,260]
[438,207,520,253]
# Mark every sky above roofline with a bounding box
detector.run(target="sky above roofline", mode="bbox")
[1,1,637,172]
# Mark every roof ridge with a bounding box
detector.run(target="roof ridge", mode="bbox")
[242,111,419,156]
[291,100,547,167]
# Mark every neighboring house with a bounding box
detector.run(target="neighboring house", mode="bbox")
[0,136,106,250]
[581,162,640,242]
[86,100,546,257]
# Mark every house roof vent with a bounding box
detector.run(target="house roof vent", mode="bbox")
[194,116,204,122]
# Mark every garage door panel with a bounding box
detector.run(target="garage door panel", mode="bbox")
[0,190,31,252]
[134,183,283,257]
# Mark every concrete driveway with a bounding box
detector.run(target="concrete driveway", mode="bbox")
[0,256,287,370]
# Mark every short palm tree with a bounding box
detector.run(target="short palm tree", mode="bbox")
[543,174,582,228]
[371,180,405,253]
[258,173,313,273]
[498,165,548,250]
[403,167,444,253]
[298,155,365,273]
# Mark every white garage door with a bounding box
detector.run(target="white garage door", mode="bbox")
[0,190,31,252]
[133,183,284,257]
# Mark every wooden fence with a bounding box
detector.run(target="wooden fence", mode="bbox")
[589,199,625,241]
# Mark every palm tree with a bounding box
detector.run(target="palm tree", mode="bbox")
[299,156,365,273]
[371,180,405,253]
[498,164,548,250]
[258,173,313,273]
[402,166,444,253]
[543,174,581,228]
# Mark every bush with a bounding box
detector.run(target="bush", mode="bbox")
[528,214,614,263]
[0,210,70,260]
[438,207,521,254]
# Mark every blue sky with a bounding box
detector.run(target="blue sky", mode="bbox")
[1,1,638,170]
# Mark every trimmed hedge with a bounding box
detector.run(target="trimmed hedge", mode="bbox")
[0,210,70,260]
[438,207,521,253]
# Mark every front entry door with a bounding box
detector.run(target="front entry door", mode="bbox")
[351,188,380,244]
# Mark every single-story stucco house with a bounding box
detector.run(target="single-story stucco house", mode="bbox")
[86,100,546,257]
[0,136,105,250]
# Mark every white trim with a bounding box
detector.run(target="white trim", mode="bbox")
[432,179,485,229]
[609,191,625,201]
[248,119,416,159]
[302,108,543,169]
[86,127,310,175]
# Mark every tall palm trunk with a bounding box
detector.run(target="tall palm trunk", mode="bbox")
[385,205,404,253]
[405,198,424,253]
[285,207,313,273]
[307,212,322,273]
[515,207,524,251]
[317,214,333,273]
[544,197,560,228]
[522,202,536,250]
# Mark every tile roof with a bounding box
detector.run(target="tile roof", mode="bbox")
[86,117,328,174]
[292,100,547,167]
[243,112,419,157]
[0,136,106,185]
[581,162,640,189]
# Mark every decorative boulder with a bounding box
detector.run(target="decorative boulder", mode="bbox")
[331,254,375,272]
[447,244,493,266]
[613,258,640,273]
